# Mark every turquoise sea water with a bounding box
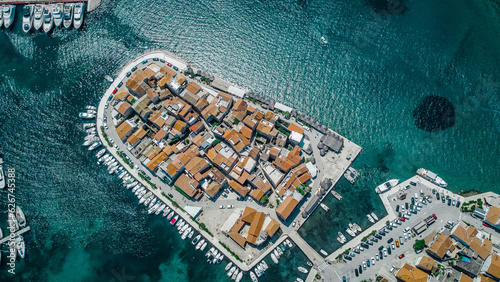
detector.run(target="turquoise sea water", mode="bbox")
[0,0,499,280]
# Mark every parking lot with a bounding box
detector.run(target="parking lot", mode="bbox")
[334,177,465,281]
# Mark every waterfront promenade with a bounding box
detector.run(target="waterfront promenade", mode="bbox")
[0,0,101,12]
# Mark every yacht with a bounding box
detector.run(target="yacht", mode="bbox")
[250,271,258,282]
[155,204,166,215]
[73,3,84,29]
[188,230,194,239]
[231,269,239,281]
[367,214,375,223]
[337,236,346,244]
[345,228,355,237]
[16,206,26,228]
[88,141,101,151]
[417,168,447,187]
[139,192,152,204]
[349,223,357,234]
[376,179,399,194]
[42,5,53,33]
[79,112,95,119]
[235,271,243,282]
[0,6,3,27]
[320,203,329,211]
[271,253,279,264]
[167,211,174,220]
[199,240,207,251]
[33,4,43,31]
[298,266,308,274]
[22,5,34,33]
[338,231,346,242]
[371,212,379,221]
[16,236,25,259]
[3,5,15,29]
[143,196,153,206]
[63,3,73,28]
[162,207,170,217]
[0,157,5,189]
[95,148,106,158]
[53,3,63,27]
[192,234,201,245]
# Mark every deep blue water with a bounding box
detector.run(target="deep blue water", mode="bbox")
[0,0,499,280]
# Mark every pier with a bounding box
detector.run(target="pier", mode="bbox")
[0,226,31,245]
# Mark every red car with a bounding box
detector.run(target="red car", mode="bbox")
[399,217,406,222]
[399,254,405,259]
[167,62,172,67]
[112,88,118,94]
[432,214,437,219]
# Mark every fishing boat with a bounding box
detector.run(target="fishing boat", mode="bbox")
[3,5,15,29]
[375,179,399,194]
[271,253,279,264]
[320,203,329,211]
[0,157,5,189]
[200,241,207,251]
[42,5,53,33]
[417,168,447,187]
[33,4,43,31]
[371,212,379,221]
[16,236,25,259]
[344,167,360,184]
[52,3,63,27]
[250,271,258,282]
[73,3,84,29]
[331,190,343,200]
[235,271,243,282]
[22,5,34,33]
[227,266,236,277]
[349,223,357,234]
[16,206,26,228]
[367,214,375,223]
[346,228,355,237]
[353,223,362,232]
[170,215,178,225]
[338,231,346,242]
[63,3,73,28]
[298,266,308,274]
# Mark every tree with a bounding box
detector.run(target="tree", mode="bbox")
[413,239,426,251]
[260,195,269,204]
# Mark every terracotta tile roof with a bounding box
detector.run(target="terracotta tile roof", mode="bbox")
[194,97,209,112]
[117,102,131,115]
[232,99,247,112]
[146,152,167,171]
[201,104,218,120]
[153,128,167,141]
[174,173,199,198]
[488,253,500,279]
[192,134,205,147]
[417,256,435,272]
[126,128,147,146]
[116,121,134,139]
[269,147,280,158]
[173,120,187,132]
[248,212,266,238]
[479,274,497,282]
[459,273,473,282]
[228,219,246,248]
[143,68,155,78]
[159,66,176,80]
[396,263,429,282]
[241,207,257,223]
[486,206,500,225]
[114,89,129,101]
[204,182,221,198]
[229,180,250,197]
[164,163,178,178]
[276,196,299,221]
[428,234,453,259]
[264,111,275,120]
[287,123,304,134]
[257,119,274,135]
[264,218,280,237]
[158,76,169,88]
[470,237,492,260]
[185,82,201,94]
[146,88,159,100]
[176,76,186,85]
[184,157,209,176]
[452,224,478,246]
[162,145,174,156]
[249,147,260,160]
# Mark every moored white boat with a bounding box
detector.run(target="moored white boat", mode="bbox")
[42,5,53,33]
[63,3,73,29]
[33,4,43,31]
[370,212,379,221]
[22,5,34,33]
[417,168,447,187]
[3,5,15,29]
[298,266,308,274]
[53,3,63,27]
[192,234,201,245]
[376,179,399,194]
[346,228,355,237]
[16,236,25,259]
[271,253,278,264]
[235,271,243,282]
[167,211,175,220]
[0,157,5,189]
[16,206,26,228]
[367,214,375,223]
[250,271,258,282]
[79,112,95,119]
[73,3,84,29]
[200,241,207,251]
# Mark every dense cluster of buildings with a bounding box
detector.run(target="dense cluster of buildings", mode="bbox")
[395,203,500,282]
[108,60,335,248]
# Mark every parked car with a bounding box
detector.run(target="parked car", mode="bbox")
[392,243,395,249]
[378,246,384,251]
[448,198,452,206]
[436,193,440,200]
[452,199,457,206]
[375,254,379,261]
[112,88,118,94]
[442,194,446,203]
[399,254,405,259]
[167,62,172,67]
[404,227,410,233]
[384,249,388,257]
[117,81,123,87]
[131,66,137,71]
[387,246,392,255]
[363,261,366,269]
[168,193,174,198]
[427,196,432,203]
[410,181,416,186]
[396,205,400,212]
[126,71,131,77]
[399,217,406,222]
[219,205,225,209]
[371,257,375,265]
[396,240,400,247]
[432,214,437,219]
[355,268,359,277]
[141,59,148,64]
[405,202,409,209]
[292,221,297,227]
[379,251,383,259]
[387,238,394,244]
[366,259,370,267]
[226,204,234,209]
[456,200,461,208]
[390,265,396,273]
